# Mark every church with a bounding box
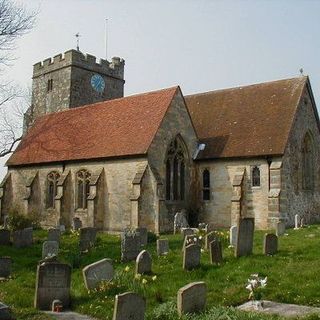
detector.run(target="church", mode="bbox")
[1,49,319,233]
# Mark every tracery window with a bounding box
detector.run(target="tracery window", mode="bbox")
[252,166,261,187]
[165,136,187,201]
[202,169,210,200]
[46,171,60,208]
[302,133,314,190]
[76,169,91,209]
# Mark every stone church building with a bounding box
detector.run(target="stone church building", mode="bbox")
[1,49,320,233]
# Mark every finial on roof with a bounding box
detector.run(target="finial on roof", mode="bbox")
[299,68,304,76]
[75,32,81,51]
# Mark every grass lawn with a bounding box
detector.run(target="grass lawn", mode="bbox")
[1,226,320,319]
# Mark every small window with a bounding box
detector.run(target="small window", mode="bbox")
[202,169,210,200]
[252,166,261,187]
[76,169,91,209]
[46,171,60,208]
[47,79,53,92]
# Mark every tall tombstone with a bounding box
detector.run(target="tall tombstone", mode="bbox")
[42,241,59,259]
[79,227,97,252]
[205,231,217,250]
[135,227,148,247]
[209,239,223,264]
[300,218,305,228]
[230,225,238,246]
[72,217,82,230]
[157,239,169,256]
[112,292,146,320]
[174,210,189,234]
[12,227,33,248]
[82,258,114,290]
[183,244,201,270]
[34,259,71,310]
[276,221,286,236]
[121,229,141,262]
[135,250,152,275]
[294,214,300,229]
[235,218,254,257]
[0,257,12,278]
[0,229,10,246]
[177,282,207,316]
[48,228,60,243]
[264,233,278,255]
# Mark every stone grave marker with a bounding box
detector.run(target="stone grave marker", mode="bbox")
[136,227,148,246]
[12,227,33,248]
[135,250,152,275]
[235,218,254,257]
[157,239,169,256]
[174,210,189,234]
[205,231,217,249]
[79,227,97,252]
[34,259,71,310]
[48,228,60,243]
[301,218,305,227]
[181,228,196,239]
[183,244,201,270]
[112,292,145,320]
[177,281,207,316]
[0,302,13,320]
[82,258,113,290]
[294,214,300,229]
[182,234,200,251]
[276,221,286,236]
[73,217,82,230]
[59,225,66,233]
[42,241,59,259]
[209,239,223,264]
[264,233,278,255]
[0,229,10,246]
[0,257,12,278]
[121,229,141,262]
[230,225,238,246]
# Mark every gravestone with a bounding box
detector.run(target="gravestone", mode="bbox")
[121,229,141,262]
[301,218,305,227]
[209,239,223,264]
[182,235,200,251]
[181,228,196,239]
[294,214,300,229]
[157,239,169,256]
[135,250,152,275]
[79,227,97,252]
[48,228,60,243]
[112,292,145,320]
[42,241,59,259]
[0,302,13,320]
[235,218,254,257]
[205,231,217,249]
[34,259,71,310]
[264,233,278,255]
[174,210,189,234]
[183,244,201,270]
[177,281,207,316]
[0,229,10,246]
[59,225,66,233]
[12,227,33,248]
[73,217,82,230]
[136,227,148,246]
[230,225,238,246]
[276,221,286,236]
[0,257,12,278]
[82,258,113,290]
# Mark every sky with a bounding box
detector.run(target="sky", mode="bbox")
[1,0,320,178]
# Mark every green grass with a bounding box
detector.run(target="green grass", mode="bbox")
[2,226,320,319]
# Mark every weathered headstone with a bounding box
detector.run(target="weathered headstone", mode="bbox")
[12,227,33,248]
[48,228,60,243]
[182,235,200,251]
[121,229,141,262]
[181,228,196,239]
[0,229,10,246]
[112,292,146,320]
[82,258,114,290]
[0,257,12,278]
[177,282,207,316]
[42,241,59,259]
[79,227,97,251]
[301,218,305,228]
[59,225,66,233]
[174,209,189,234]
[157,239,169,256]
[72,217,82,230]
[135,250,152,275]
[235,218,254,257]
[230,225,238,246]
[136,227,148,246]
[294,214,300,229]
[0,302,13,320]
[263,233,278,255]
[183,244,201,270]
[209,239,223,264]
[205,231,217,249]
[34,259,71,310]
[276,221,286,236]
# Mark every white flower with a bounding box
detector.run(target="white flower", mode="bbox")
[199,236,202,240]
[245,284,253,291]
[193,237,197,242]
[260,277,267,287]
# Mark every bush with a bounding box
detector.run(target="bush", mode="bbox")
[7,206,34,231]
[147,231,157,243]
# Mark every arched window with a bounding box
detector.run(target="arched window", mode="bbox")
[202,169,210,200]
[76,170,91,209]
[165,136,187,201]
[47,171,60,208]
[302,133,314,190]
[252,166,261,187]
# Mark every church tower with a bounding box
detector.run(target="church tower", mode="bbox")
[24,49,125,130]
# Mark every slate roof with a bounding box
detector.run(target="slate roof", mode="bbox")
[7,86,179,166]
[186,77,309,159]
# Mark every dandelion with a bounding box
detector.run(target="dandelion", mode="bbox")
[152,275,157,281]
[199,236,203,240]
[142,278,147,284]
[124,266,130,272]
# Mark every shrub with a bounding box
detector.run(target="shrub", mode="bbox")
[147,231,157,243]
[7,206,33,231]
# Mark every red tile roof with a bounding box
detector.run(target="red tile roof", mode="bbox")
[186,77,308,159]
[7,87,179,166]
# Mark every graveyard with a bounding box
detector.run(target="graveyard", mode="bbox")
[1,223,320,319]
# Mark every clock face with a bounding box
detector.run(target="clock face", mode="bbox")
[90,74,105,93]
